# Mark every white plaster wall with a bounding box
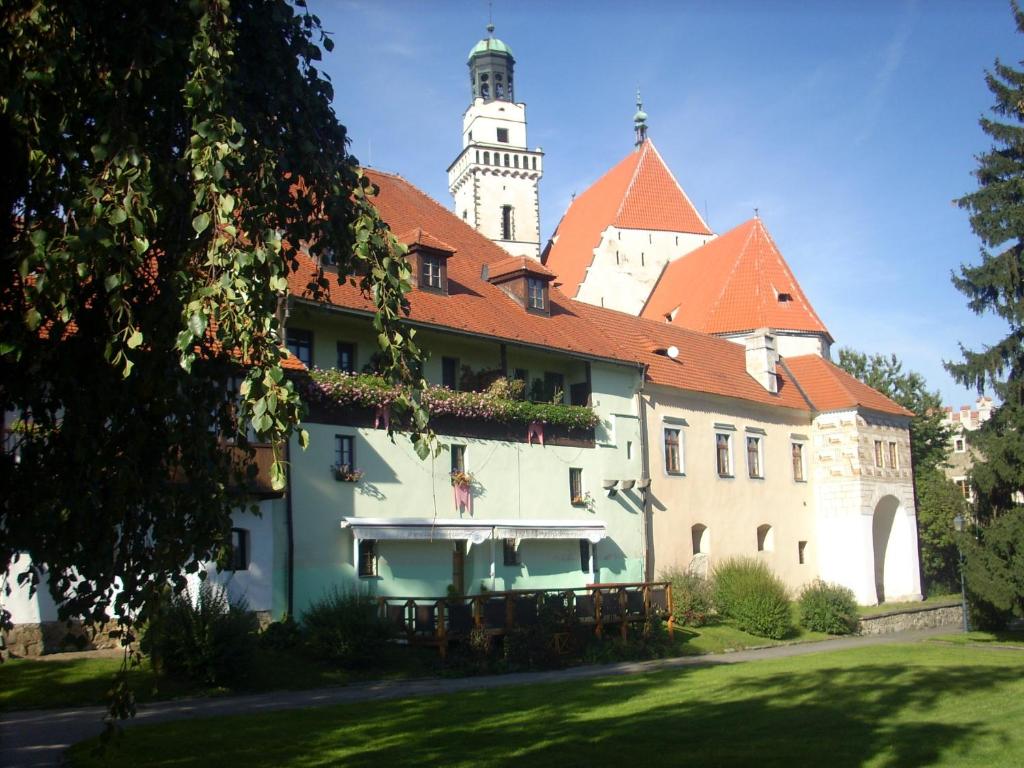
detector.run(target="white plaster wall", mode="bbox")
[719,331,830,359]
[575,227,713,314]
[192,500,276,613]
[462,99,528,148]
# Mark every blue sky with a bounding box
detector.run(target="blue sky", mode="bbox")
[314,0,1019,407]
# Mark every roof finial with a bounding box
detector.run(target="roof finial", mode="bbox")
[633,88,648,149]
[487,0,494,34]
[754,207,760,219]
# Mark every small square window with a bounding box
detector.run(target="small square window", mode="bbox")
[228,528,249,571]
[503,538,521,566]
[336,342,356,373]
[286,328,313,368]
[569,468,584,504]
[358,539,377,577]
[954,437,966,453]
[496,127,509,143]
[716,433,733,477]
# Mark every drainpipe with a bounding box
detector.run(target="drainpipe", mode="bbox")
[636,363,654,582]
[284,437,295,618]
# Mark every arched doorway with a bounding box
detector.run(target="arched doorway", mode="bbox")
[872,495,901,603]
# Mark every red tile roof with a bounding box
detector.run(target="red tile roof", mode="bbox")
[780,355,912,417]
[488,256,556,281]
[641,217,831,339]
[397,227,456,254]
[543,139,711,298]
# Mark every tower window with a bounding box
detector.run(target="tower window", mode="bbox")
[531,157,536,170]
[483,151,490,165]
[504,153,510,167]
[501,205,514,240]
[497,128,509,143]
[513,155,519,168]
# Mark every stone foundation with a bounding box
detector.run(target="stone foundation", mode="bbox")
[2,619,122,658]
[858,603,962,635]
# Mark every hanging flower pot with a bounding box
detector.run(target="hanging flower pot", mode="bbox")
[333,465,364,482]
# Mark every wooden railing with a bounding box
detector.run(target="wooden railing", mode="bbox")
[377,581,673,658]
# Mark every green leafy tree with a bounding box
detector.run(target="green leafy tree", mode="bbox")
[0,0,427,698]
[948,1,1024,626]
[836,348,959,590]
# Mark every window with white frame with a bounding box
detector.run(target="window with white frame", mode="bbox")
[954,436,966,453]
[746,434,763,479]
[569,467,584,505]
[358,539,377,577]
[664,427,683,474]
[335,434,355,473]
[715,432,733,477]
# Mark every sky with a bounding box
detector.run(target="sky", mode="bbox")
[313,0,1020,407]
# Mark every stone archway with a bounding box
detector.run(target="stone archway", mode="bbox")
[871,495,901,603]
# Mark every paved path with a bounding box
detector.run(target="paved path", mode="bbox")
[1,626,957,768]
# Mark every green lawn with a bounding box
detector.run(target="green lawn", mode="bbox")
[1,618,827,712]
[68,643,1024,768]
[929,629,1024,646]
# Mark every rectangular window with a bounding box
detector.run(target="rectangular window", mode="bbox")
[956,478,972,501]
[664,428,682,474]
[501,205,513,240]
[358,539,377,577]
[954,437,966,453]
[716,433,732,477]
[503,538,521,566]
[792,442,805,482]
[527,277,546,310]
[228,528,249,571]
[335,434,355,472]
[569,468,584,504]
[747,436,763,479]
[336,342,356,373]
[798,540,807,565]
[888,441,899,469]
[450,444,466,474]
[544,372,565,403]
[579,540,591,574]
[442,357,459,390]
[421,255,443,289]
[496,127,509,143]
[285,328,313,368]
[874,440,884,468]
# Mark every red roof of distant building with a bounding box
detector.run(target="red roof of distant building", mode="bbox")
[780,355,912,416]
[641,217,831,339]
[543,139,711,298]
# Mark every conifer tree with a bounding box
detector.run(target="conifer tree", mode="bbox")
[950,1,1024,522]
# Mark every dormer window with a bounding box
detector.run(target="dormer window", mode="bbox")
[777,292,793,302]
[421,255,443,290]
[527,278,545,310]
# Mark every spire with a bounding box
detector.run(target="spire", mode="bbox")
[633,89,648,148]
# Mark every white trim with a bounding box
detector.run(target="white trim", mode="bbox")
[746,433,765,479]
[340,517,608,544]
[662,424,685,476]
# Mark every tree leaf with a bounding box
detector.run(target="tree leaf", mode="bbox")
[192,212,211,234]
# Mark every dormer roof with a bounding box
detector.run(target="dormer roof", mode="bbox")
[641,217,832,340]
[543,139,711,298]
[397,227,456,256]
[488,256,555,282]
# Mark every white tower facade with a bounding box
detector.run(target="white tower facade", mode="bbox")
[448,25,543,259]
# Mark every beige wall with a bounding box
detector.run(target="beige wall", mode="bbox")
[644,386,817,594]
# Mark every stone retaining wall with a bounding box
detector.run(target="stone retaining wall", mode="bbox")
[858,603,962,635]
[2,619,121,658]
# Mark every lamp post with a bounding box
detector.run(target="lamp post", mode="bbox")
[953,513,970,633]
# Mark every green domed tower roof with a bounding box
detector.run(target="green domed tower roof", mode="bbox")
[467,24,516,103]
[468,24,514,61]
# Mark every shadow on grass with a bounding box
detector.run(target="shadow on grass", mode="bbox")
[71,650,1021,768]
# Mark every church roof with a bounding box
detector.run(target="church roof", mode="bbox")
[543,139,711,299]
[641,217,832,340]
[780,355,912,416]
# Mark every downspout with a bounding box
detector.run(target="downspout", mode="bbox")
[284,434,295,618]
[636,363,654,582]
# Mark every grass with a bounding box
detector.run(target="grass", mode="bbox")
[929,629,1024,646]
[1,614,829,712]
[68,643,1024,768]
[857,593,960,617]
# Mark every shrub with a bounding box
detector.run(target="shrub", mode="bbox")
[302,589,392,666]
[660,566,712,627]
[798,580,859,635]
[142,582,259,685]
[259,615,303,651]
[712,557,792,639]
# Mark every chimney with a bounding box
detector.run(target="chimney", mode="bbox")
[745,328,778,393]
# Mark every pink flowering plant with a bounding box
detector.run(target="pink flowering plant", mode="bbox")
[308,370,599,430]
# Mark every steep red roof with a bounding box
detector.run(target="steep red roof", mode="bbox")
[780,355,912,417]
[286,170,628,363]
[571,301,811,412]
[641,217,831,339]
[543,139,711,298]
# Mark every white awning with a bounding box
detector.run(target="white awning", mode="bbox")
[339,517,607,544]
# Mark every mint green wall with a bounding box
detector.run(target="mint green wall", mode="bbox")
[283,305,646,613]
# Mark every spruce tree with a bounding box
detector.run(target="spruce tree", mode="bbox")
[950,1,1024,521]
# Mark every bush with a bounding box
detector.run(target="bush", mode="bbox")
[712,557,792,639]
[302,589,392,665]
[259,615,303,651]
[660,566,712,627]
[142,581,259,685]
[798,580,859,635]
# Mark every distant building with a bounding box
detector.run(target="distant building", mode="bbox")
[942,396,994,503]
